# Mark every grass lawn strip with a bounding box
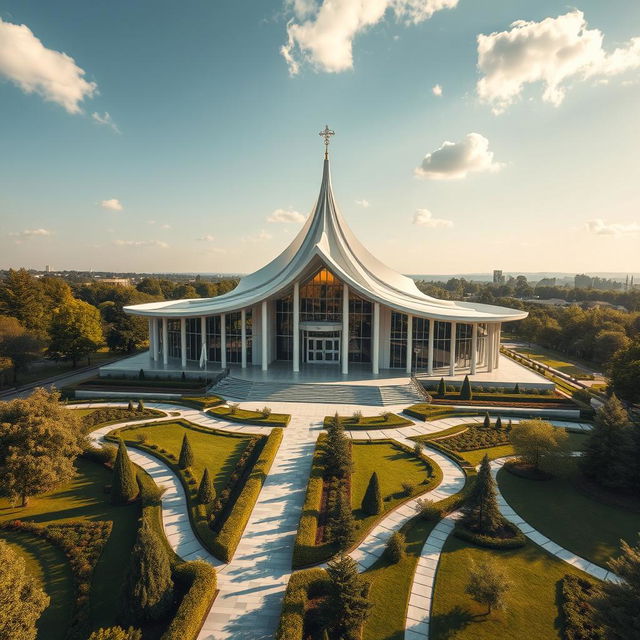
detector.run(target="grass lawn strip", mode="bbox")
[208,405,291,427]
[497,463,639,567]
[322,413,413,430]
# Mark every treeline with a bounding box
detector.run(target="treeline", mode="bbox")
[0,269,237,384]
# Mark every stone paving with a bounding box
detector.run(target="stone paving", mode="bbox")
[76,400,595,640]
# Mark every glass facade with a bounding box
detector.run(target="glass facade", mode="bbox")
[276,296,293,361]
[168,319,181,359]
[432,321,451,368]
[225,312,243,363]
[389,312,407,369]
[348,294,371,363]
[413,317,431,370]
[455,323,473,368]
[206,316,221,362]
[300,268,343,322]
[186,318,201,361]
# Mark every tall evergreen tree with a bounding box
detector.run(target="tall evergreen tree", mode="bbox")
[595,535,640,639]
[459,375,472,400]
[324,555,372,640]
[361,471,382,515]
[324,418,352,479]
[495,416,503,430]
[580,395,631,490]
[483,412,491,428]
[437,377,446,397]
[121,518,173,623]
[112,440,138,504]
[330,490,355,551]
[461,455,503,536]
[178,434,195,469]
[198,468,215,504]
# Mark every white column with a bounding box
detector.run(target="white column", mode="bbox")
[180,317,187,368]
[495,323,501,369]
[148,318,155,361]
[293,282,300,372]
[162,318,168,366]
[154,319,161,361]
[427,319,434,376]
[261,300,268,371]
[449,321,457,376]
[372,302,380,375]
[405,314,413,375]
[200,316,207,364]
[220,313,227,369]
[241,309,247,369]
[471,323,478,375]
[487,324,494,373]
[342,283,349,375]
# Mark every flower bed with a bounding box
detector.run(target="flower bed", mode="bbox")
[79,406,165,432]
[435,424,511,453]
[208,406,291,427]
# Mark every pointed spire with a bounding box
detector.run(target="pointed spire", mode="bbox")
[319,124,335,160]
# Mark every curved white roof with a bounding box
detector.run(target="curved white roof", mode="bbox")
[125,158,527,324]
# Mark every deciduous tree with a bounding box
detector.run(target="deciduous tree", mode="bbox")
[510,419,569,471]
[465,559,511,615]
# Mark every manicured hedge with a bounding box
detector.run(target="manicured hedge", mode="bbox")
[322,413,413,429]
[208,406,291,427]
[82,376,211,389]
[210,427,284,562]
[453,520,526,549]
[276,568,328,640]
[560,574,605,640]
[161,560,217,640]
[178,395,224,410]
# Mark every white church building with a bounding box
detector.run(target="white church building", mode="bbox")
[123,128,527,380]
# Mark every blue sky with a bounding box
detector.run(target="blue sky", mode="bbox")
[1,0,639,275]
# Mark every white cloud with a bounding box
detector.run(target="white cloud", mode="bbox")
[197,234,215,242]
[0,18,97,114]
[267,208,306,223]
[415,132,503,180]
[432,84,442,96]
[281,0,458,74]
[114,239,169,248]
[92,111,120,133]
[9,228,52,243]
[101,198,123,211]
[585,219,640,236]
[355,199,370,208]
[477,10,640,113]
[412,209,453,228]
[242,230,273,242]
[160,223,171,230]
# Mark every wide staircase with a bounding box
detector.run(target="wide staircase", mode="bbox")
[212,376,422,406]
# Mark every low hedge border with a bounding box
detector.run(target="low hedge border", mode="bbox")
[275,567,328,640]
[211,427,284,562]
[77,406,167,433]
[322,413,413,430]
[453,520,526,549]
[560,574,605,640]
[208,406,291,427]
[178,395,224,410]
[161,560,218,640]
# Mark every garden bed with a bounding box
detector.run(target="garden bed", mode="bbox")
[208,405,291,427]
[76,406,166,432]
[322,413,413,429]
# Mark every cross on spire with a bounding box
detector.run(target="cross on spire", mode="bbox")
[319,124,335,159]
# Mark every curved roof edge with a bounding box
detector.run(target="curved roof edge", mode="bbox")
[125,157,528,324]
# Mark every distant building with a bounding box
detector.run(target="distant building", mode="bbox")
[575,274,593,289]
[493,270,505,285]
[98,278,131,287]
[45,264,51,273]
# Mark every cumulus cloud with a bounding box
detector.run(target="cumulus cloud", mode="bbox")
[9,228,52,243]
[412,209,453,228]
[242,230,273,242]
[0,18,97,114]
[432,84,443,96]
[92,111,120,133]
[415,132,503,180]
[160,223,171,230]
[114,239,169,248]
[197,234,215,242]
[281,0,458,74]
[100,198,123,211]
[355,199,370,207]
[477,10,640,113]
[585,219,640,236]
[267,208,306,223]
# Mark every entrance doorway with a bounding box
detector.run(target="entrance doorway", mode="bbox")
[305,331,340,364]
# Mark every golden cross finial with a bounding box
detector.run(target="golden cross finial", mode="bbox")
[319,124,335,159]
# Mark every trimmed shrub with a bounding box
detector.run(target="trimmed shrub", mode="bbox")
[560,574,605,640]
[495,416,503,430]
[437,377,446,397]
[386,531,406,563]
[179,434,195,469]
[198,468,215,505]
[460,455,503,536]
[82,443,117,465]
[415,498,441,521]
[161,561,217,640]
[137,399,145,411]
[513,383,520,394]
[361,471,382,516]
[483,412,491,428]
[276,568,328,640]
[460,375,472,400]
[111,440,138,504]
[401,481,416,497]
[89,628,142,640]
[453,520,526,549]
[127,400,135,411]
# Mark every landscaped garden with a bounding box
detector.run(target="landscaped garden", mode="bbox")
[322,411,413,430]
[208,403,291,426]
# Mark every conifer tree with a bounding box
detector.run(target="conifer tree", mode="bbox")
[460,375,472,400]
[461,454,503,536]
[198,467,215,504]
[595,535,640,639]
[178,433,195,469]
[137,399,144,412]
[495,416,503,430]
[330,491,355,551]
[483,412,491,428]
[127,399,135,412]
[513,383,520,394]
[325,418,352,479]
[361,471,382,515]
[121,518,173,623]
[437,377,446,397]
[112,440,138,504]
[324,555,372,639]
[580,395,631,490]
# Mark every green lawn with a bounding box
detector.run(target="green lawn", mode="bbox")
[323,413,413,429]
[431,537,592,640]
[498,467,640,566]
[115,421,253,495]
[0,458,141,636]
[208,405,291,426]
[512,346,595,379]
[351,441,440,534]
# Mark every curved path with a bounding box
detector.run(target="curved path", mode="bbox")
[74,401,593,640]
[404,456,618,640]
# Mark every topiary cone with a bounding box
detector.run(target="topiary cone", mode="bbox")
[178,433,195,469]
[361,471,383,515]
[112,440,138,504]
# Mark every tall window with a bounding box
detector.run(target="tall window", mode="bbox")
[186,318,201,361]
[276,296,293,361]
[245,310,253,364]
[206,316,221,362]
[225,312,243,363]
[168,319,181,359]
[455,323,473,368]
[389,312,407,369]
[348,294,371,363]
[433,321,451,368]
[412,317,431,370]
[300,268,343,322]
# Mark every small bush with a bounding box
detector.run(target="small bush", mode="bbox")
[413,441,424,457]
[228,402,239,415]
[560,574,605,640]
[89,627,141,640]
[352,410,363,424]
[401,481,415,497]
[260,406,272,418]
[415,498,441,521]
[386,532,406,563]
